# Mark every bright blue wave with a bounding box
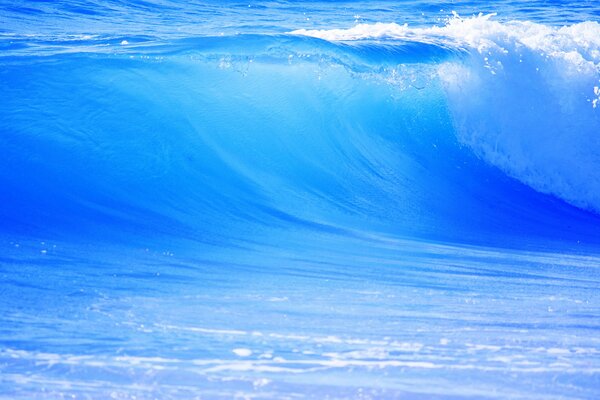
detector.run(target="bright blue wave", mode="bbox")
[2,3,600,399]
[1,33,598,248]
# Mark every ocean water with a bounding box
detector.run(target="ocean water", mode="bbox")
[1,1,600,398]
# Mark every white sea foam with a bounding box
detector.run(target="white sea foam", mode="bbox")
[232,348,253,357]
[292,13,600,58]
[293,14,600,213]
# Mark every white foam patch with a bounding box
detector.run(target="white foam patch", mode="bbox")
[293,14,600,213]
[232,348,253,357]
[3,345,600,379]
[292,13,600,57]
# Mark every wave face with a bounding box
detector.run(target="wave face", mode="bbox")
[2,24,600,245]
[1,2,600,399]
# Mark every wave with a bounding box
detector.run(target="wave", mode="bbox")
[3,8,600,399]
[293,14,600,214]
[1,15,599,249]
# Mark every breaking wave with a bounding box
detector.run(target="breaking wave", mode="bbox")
[1,15,599,248]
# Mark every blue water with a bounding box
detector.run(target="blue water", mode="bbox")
[2,1,600,398]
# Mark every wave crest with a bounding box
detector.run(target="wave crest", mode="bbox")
[294,15,600,213]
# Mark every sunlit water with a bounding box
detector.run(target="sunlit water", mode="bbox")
[1,1,600,399]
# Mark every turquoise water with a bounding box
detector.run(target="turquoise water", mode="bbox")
[1,1,600,398]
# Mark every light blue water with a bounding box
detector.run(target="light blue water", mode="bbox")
[1,1,600,399]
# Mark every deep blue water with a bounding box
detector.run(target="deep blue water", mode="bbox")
[1,1,600,399]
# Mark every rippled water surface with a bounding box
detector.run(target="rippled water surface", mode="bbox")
[1,1,600,399]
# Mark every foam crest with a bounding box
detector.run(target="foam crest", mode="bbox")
[294,15,600,213]
[292,14,600,54]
